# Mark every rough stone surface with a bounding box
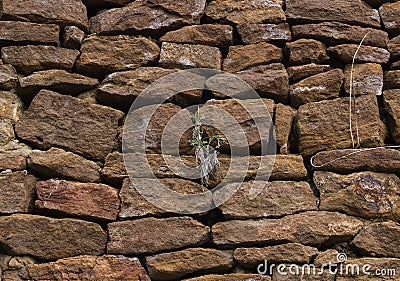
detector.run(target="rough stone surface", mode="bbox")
[234,243,319,268]
[287,64,332,83]
[343,63,383,96]
[18,69,98,102]
[218,181,317,219]
[201,98,275,154]
[235,64,289,103]
[184,274,271,281]
[286,0,380,28]
[97,67,176,111]
[0,154,26,171]
[35,179,119,222]
[23,255,150,281]
[223,43,282,73]
[0,121,15,146]
[290,69,344,108]
[275,103,295,154]
[119,177,209,219]
[388,35,400,61]
[63,26,85,49]
[1,46,79,74]
[212,211,364,248]
[0,91,23,124]
[101,151,127,186]
[28,148,101,183]
[0,0,89,31]
[383,89,400,143]
[292,22,389,48]
[384,70,400,89]
[108,217,210,255]
[160,24,233,47]
[296,95,385,156]
[0,65,17,90]
[0,214,107,260]
[146,248,234,281]
[15,90,124,161]
[237,23,291,44]
[0,171,36,214]
[286,39,328,66]
[314,171,400,220]
[0,21,59,46]
[379,2,400,35]
[89,0,206,36]
[352,221,400,258]
[312,148,400,174]
[159,42,222,69]
[313,249,340,266]
[327,44,390,64]
[76,35,160,78]
[205,0,285,24]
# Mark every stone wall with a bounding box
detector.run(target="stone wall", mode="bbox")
[0,0,400,280]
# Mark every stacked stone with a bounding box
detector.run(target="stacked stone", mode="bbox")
[0,0,399,280]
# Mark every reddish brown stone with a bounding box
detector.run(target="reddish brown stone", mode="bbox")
[292,22,389,48]
[35,179,119,222]
[0,154,26,171]
[379,1,400,35]
[205,0,285,24]
[146,248,234,280]
[337,257,400,279]
[83,0,131,8]
[101,152,127,187]
[108,217,210,255]
[286,0,380,28]
[237,23,291,44]
[0,214,107,260]
[286,39,328,66]
[296,95,385,156]
[235,64,289,103]
[223,43,282,73]
[0,21,59,46]
[23,255,150,281]
[0,0,89,31]
[312,148,400,174]
[327,44,390,64]
[343,63,383,96]
[159,42,222,69]
[314,171,400,220]
[63,26,85,49]
[160,24,233,47]
[0,171,36,214]
[352,221,400,258]
[388,35,400,61]
[275,103,295,154]
[76,35,160,78]
[290,69,344,108]
[218,181,317,219]
[212,211,364,248]
[234,243,319,268]
[384,70,400,89]
[15,90,124,161]
[0,91,23,124]
[1,46,79,74]
[89,0,206,36]
[287,64,332,83]
[383,89,400,143]
[18,69,98,102]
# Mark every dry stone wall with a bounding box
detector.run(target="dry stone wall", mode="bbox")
[0,0,400,280]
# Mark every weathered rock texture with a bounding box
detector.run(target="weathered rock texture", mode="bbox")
[0,0,399,279]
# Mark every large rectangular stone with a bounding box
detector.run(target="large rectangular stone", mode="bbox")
[15,90,124,161]
[107,217,210,255]
[296,95,385,156]
[0,214,107,260]
[212,211,364,248]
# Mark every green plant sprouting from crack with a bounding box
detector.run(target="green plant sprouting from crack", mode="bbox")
[190,107,224,188]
